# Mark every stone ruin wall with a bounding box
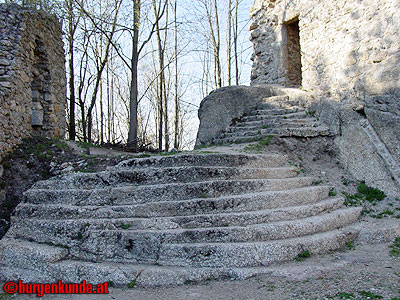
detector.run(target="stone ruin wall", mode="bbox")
[250,0,400,195]
[0,4,66,161]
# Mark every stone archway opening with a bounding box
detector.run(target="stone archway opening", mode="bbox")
[283,18,302,87]
[31,38,51,131]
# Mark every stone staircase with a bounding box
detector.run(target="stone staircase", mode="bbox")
[213,95,331,144]
[0,152,362,287]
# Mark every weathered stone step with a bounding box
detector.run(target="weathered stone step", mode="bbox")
[32,166,298,190]
[214,127,331,144]
[14,195,341,228]
[8,206,361,264]
[234,116,310,127]
[246,107,303,117]
[25,177,315,206]
[116,153,287,169]
[0,239,238,287]
[257,100,301,110]
[227,120,319,133]
[0,237,357,287]
[242,111,308,122]
[223,125,322,138]
[261,95,290,102]
[157,227,360,268]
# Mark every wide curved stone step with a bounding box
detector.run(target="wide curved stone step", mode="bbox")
[157,227,360,268]
[24,177,315,206]
[242,111,308,122]
[115,153,287,169]
[246,108,302,116]
[223,125,324,138]
[214,126,330,144]
[227,120,319,133]
[9,197,350,245]
[13,193,341,226]
[0,230,358,287]
[32,166,298,190]
[7,207,361,263]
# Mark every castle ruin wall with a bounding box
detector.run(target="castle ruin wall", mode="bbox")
[0,4,66,160]
[250,0,400,194]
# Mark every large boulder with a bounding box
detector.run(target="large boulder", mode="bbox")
[195,85,276,146]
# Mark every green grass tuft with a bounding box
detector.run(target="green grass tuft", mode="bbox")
[295,250,311,261]
[389,237,400,258]
[121,224,131,230]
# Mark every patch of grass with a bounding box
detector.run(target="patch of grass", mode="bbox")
[336,292,356,299]
[199,151,218,154]
[267,284,275,292]
[3,161,11,169]
[138,153,151,158]
[371,209,395,219]
[345,241,355,251]
[76,232,83,240]
[312,180,324,185]
[333,290,386,300]
[121,224,131,230]
[305,110,315,116]
[0,181,6,189]
[200,192,207,198]
[159,151,178,156]
[329,188,337,197]
[262,125,268,129]
[295,250,311,261]
[358,291,383,299]
[243,136,273,152]
[106,281,114,287]
[357,182,386,202]
[342,177,349,186]
[127,279,137,289]
[194,144,211,150]
[381,209,394,216]
[0,293,14,299]
[343,182,386,207]
[389,237,400,258]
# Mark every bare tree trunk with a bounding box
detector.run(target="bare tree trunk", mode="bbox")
[163,2,169,152]
[213,0,221,88]
[173,0,179,150]
[67,0,77,140]
[100,76,104,144]
[227,0,232,86]
[127,0,141,151]
[153,0,164,152]
[234,0,239,85]
[106,56,111,143]
[206,0,222,89]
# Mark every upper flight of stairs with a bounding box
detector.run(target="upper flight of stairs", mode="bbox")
[213,95,331,145]
[0,152,362,287]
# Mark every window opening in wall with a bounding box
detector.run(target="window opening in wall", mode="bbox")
[31,38,50,130]
[284,18,302,87]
